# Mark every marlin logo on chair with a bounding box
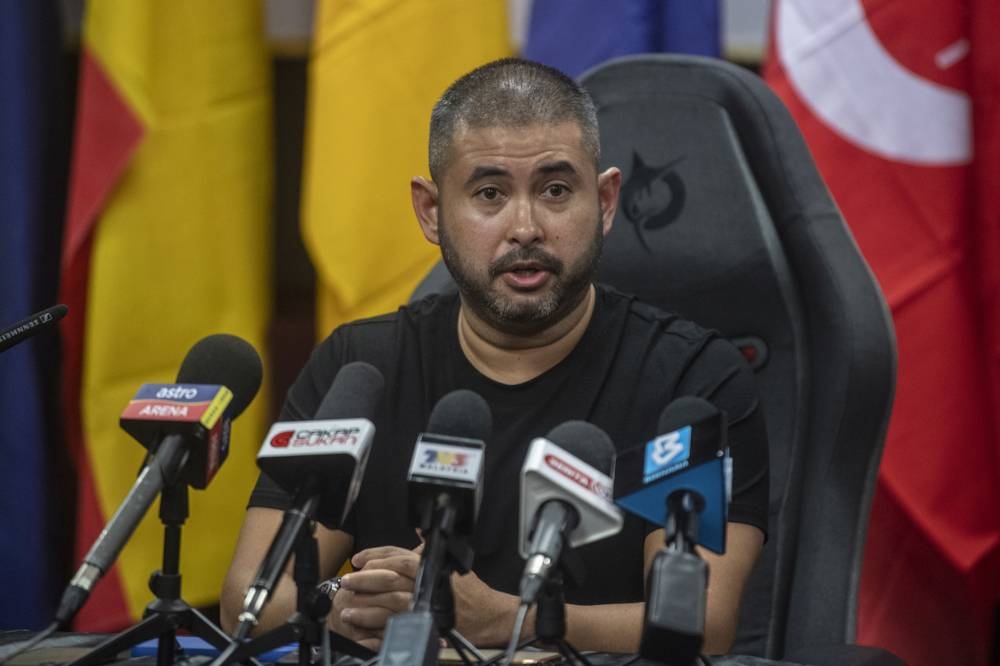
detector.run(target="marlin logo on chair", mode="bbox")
[620,152,686,253]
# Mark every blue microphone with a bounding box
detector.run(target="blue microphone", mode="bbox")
[612,396,729,553]
[614,396,731,663]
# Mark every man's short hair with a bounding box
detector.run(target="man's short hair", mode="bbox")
[428,58,601,182]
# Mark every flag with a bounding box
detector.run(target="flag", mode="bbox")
[0,0,62,630]
[61,0,272,631]
[766,1,1000,663]
[523,0,720,78]
[302,0,511,337]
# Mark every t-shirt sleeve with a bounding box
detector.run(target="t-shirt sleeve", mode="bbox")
[676,336,770,539]
[246,329,346,514]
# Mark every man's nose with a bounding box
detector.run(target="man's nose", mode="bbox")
[507,197,543,245]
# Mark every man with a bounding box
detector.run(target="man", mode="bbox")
[222,58,768,656]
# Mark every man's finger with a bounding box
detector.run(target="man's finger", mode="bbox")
[340,568,415,594]
[338,588,412,615]
[360,553,421,579]
[352,545,416,568]
[341,605,396,631]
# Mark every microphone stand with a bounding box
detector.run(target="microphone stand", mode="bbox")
[68,480,238,666]
[380,494,484,666]
[213,521,332,666]
[495,550,592,666]
[430,561,486,666]
[639,491,708,666]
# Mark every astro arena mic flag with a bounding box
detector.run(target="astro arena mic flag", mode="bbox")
[59,0,272,631]
[119,383,234,490]
[767,1,1000,663]
[57,334,262,626]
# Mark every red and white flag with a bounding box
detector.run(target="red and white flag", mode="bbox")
[767,1,1000,664]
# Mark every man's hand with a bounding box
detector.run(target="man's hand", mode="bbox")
[331,545,422,650]
[333,542,521,650]
[449,567,521,647]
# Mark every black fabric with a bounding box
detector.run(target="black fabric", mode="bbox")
[578,57,805,656]
[782,645,907,666]
[250,284,768,605]
[575,55,896,660]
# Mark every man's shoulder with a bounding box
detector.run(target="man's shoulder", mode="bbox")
[327,292,459,343]
[283,292,459,420]
[595,283,718,344]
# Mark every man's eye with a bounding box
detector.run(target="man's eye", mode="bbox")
[478,187,501,201]
[545,184,569,197]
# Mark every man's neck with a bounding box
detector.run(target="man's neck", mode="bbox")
[457,285,597,385]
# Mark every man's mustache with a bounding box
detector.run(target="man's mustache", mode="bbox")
[489,248,563,280]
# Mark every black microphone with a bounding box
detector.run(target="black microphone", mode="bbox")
[236,362,384,633]
[55,334,263,626]
[408,389,491,561]
[614,397,729,665]
[378,390,491,666]
[0,304,67,353]
[517,421,622,605]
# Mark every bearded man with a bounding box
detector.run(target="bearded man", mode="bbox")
[222,58,768,657]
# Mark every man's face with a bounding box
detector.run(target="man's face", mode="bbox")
[416,122,620,336]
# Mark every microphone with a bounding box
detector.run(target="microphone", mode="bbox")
[407,389,491,557]
[0,304,68,353]
[517,421,624,605]
[378,390,490,666]
[612,396,730,553]
[55,334,263,625]
[236,362,383,633]
[613,397,730,665]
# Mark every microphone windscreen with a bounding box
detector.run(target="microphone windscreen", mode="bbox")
[315,362,385,420]
[657,396,720,435]
[427,389,492,441]
[545,420,615,475]
[176,333,263,418]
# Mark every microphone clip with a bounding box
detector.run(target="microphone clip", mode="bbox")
[665,490,704,554]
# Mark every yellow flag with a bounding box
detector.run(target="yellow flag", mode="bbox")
[70,0,272,624]
[302,0,511,336]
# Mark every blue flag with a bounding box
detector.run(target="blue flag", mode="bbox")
[523,0,720,78]
[0,1,62,630]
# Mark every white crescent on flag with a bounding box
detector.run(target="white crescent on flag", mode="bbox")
[776,0,971,166]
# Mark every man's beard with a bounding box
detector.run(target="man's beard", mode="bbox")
[438,217,604,336]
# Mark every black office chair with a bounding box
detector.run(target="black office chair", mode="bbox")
[413,55,899,665]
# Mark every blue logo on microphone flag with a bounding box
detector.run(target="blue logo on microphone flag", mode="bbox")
[0,1,61,630]
[523,0,720,78]
[644,425,692,481]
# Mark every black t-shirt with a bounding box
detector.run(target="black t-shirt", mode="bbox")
[249,284,768,605]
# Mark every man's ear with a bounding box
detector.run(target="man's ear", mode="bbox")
[411,176,441,245]
[596,167,622,237]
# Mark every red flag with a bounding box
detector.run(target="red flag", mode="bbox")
[766,1,1000,664]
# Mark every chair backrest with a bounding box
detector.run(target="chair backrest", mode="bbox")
[413,55,896,659]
